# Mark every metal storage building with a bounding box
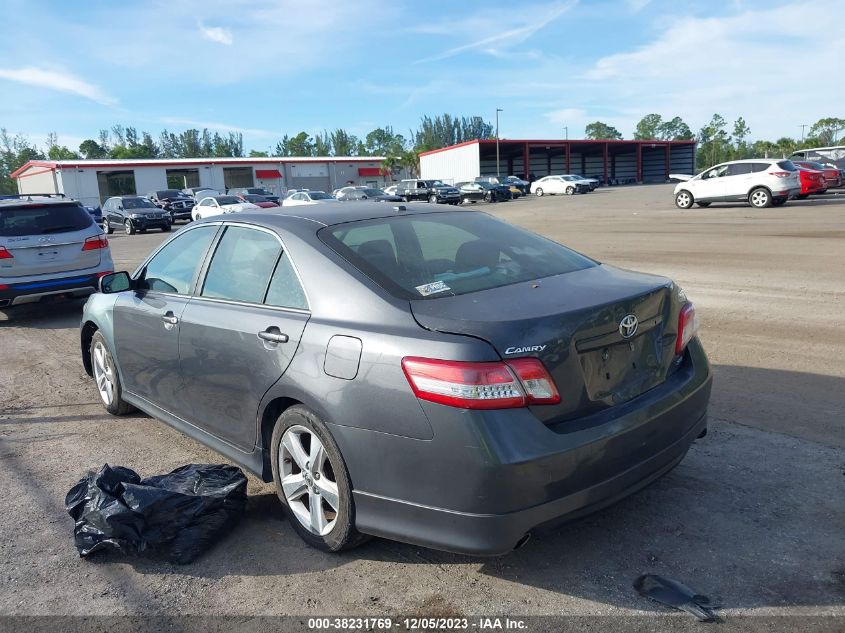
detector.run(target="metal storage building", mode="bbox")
[419,139,696,185]
[12,156,393,207]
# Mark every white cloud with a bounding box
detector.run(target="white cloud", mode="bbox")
[545,108,586,125]
[414,0,576,63]
[198,23,233,45]
[0,66,116,106]
[626,0,652,11]
[161,117,276,137]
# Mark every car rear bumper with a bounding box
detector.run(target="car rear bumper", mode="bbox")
[344,340,712,555]
[0,271,108,307]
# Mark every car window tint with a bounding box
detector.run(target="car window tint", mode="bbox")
[140,226,217,294]
[750,162,770,173]
[726,163,753,176]
[201,226,281,304]
[265,252,308,309]
[320,212,595,300]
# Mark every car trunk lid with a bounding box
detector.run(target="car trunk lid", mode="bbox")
[410,264,682,423]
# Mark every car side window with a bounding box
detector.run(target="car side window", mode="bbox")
[726,163,752,176]
[750,162,770,173]
[201,226,281,304]
[138,226,217,294]
[704,165,728,179]
[265,252,308,310]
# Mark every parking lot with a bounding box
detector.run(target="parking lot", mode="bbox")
[1,185,843,624]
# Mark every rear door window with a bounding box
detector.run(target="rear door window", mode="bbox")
[201,226,281,304]
[138,225,217,294]
[750,163,771,173]
[0,202,93,237]
[726,163,753,176]
[776,160,798,172]
[321,212,595,300]
[265,252,308,309]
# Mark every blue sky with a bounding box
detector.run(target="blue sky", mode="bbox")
[0,0,842,153]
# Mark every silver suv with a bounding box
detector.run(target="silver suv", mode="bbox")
[0,194,114,308]
[673,159,801,209]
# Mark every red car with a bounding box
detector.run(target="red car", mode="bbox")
[794,166,826,199]
[235,193,278,208]
[794,161,841,189]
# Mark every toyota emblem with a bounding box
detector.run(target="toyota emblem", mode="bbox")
[619,314,639,339]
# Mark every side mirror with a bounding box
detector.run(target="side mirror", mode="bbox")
[99,271,132,294]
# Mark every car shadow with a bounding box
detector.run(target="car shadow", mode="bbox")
[0,298,87,328]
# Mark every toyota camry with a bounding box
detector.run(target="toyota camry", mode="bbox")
[80,202,711,555]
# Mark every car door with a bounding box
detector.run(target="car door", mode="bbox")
[177,224,310,449]
[101,199,113,226]
[722,162,754,200]
[113,224,219,418]
[690,164,728,201]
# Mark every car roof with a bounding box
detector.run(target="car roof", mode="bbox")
[235,201,462,227]
[0,194,80,207]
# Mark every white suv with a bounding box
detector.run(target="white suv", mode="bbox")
[0,194,114,308]
[673,159,801,209]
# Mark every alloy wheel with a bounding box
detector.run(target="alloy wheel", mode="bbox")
[750,190,769,208]
[279,425,340,536]
[92,341,114,406]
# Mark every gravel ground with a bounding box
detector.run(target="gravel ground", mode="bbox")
[0,185,843,628]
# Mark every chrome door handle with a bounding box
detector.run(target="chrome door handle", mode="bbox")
[258,329,289,344]
[161,314,178,325]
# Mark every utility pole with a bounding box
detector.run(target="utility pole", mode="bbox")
[563,126,568,140]
[496,108,503,177]
[800,124,807,143]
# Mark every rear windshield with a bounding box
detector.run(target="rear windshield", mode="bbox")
[777,160,798,172]
[319,212,596,300]
[215,196,241,205]
[0,202,93,236]
[309,192,333,200]
[157,190,183,197]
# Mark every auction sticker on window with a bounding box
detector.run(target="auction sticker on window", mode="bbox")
[415,280,451,296]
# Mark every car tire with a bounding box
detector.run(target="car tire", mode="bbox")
[749,187,772,208]
[271,405,369,553]
[484,192,493,203]
[535,187,544,197]
[428,194,438,204]
[696,202,711,208]
[675,190,694,209]
[566,186,575,195]
[124,220,135,235]
[772,199,787,206]
[796,194,808,200]
[105,223,114,235]
[401,196,409,203]
[162,223,172,232]
[90,332,135,416]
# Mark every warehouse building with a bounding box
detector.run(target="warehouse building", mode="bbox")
[12,156,393,207]
[419,139,696,185]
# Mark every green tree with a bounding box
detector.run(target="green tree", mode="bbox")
[774,137,798,158]
[45,133,80,160]
[658,116,693,140]
[696,114,731,168]
[314,131,332,156]
[249,150,269,157]
[0,129,45,194]
[79,139,108,159]
[584,121,623,140]
[330,129,358,156]
[633,114,663,140]
[732,117,751,159]
[807,117,845,146]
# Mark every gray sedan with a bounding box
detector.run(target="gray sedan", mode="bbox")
[80,202,712,554]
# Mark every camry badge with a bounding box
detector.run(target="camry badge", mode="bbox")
[619,314,639,339]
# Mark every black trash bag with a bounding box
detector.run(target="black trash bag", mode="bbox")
[633,573,721,622]
[66,463,247,564]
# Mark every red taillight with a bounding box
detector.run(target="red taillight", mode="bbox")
[769,171,791,177]
[401,356,559,409]
[82,235,109,251]
[0,246,13,259]
[675,302,700,355]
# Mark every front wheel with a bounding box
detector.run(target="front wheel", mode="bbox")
[675,190,694,209]
[535,188,544,197]
[271,406,368,552]
[105,223,114,235]
[428,194,438,204]
[124,220,135,235]
[749,187,772,208]
[90,332,135,416]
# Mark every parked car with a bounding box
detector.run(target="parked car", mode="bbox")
[383,185,399,196]
[0,194,113,308]
[395,179,461,204]
[793,165,826,199]
[530,175,588,196]
[282,191,339,207]
[147,189,196,222]
[456,181,509,203]
[81,201,711,554]
[191,195,260,221]
[566,174,599,191]
[183,187,220,201]
[335,186,403,202]
[235,193,279,208]
[103,196,171,235]
[476,175,530,195]
[672,159,801,209]
[84,205,104,228]
[228,187,281,204]
[792,161,841,189]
